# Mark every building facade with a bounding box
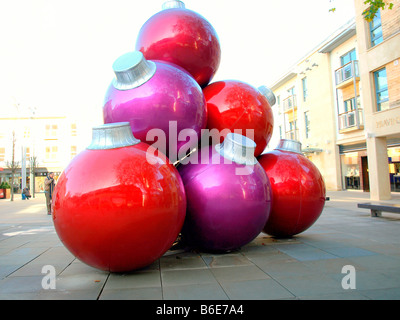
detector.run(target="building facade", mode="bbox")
[0,115,89,194]
[268,0,400,199]
[353,0,400,200]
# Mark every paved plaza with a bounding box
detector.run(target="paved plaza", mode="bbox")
[0,190,400,300]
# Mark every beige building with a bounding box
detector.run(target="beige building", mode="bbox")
[353,0,400,200]
[0,114,90,194]
[268,0,400,199]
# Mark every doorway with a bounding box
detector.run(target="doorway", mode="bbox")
[361,156,369,192]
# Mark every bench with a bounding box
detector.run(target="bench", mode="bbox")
[357,202,400,217]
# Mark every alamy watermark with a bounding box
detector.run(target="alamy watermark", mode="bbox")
[144,121,256,175]
[41,265,56,290]
[341,265,356,290]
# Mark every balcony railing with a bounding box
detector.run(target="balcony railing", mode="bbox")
[338,108,364,131]
[285,129,299,141]
[335,61,359,86]
[283,95,297,112]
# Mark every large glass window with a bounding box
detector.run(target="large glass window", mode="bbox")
[370,9,383,47]
[340,49,357,81]
[340,49,357,66]
[388,147,400,192]
[374,67,389,111]
[341,153,360,190]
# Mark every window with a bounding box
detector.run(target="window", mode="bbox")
[340,49,358,81]
[71,146,77,159]
[23,127,31,139]
[286,87,296,109]
[374,68,389,111]
[344,98,356,113]
[277,95,281,114]
[304,111,310,138]
[340,49,357,66]
[45,124,58,139]
[302,78,308,102]
[45,146,58,161]
[71,123,77,136]
[370,9,383,47]
[0,148,5,162]
[287,120,298,140]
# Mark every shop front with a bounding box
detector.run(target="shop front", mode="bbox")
[388,147,400,192]
[0,168,61,194]
[340,142,400,192]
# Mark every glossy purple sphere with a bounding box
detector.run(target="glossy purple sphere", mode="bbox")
[103,52,207,160]
[178,134,272,252]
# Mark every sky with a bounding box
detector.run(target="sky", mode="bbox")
[0,0,355,126]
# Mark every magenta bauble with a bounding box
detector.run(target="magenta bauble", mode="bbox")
[178,133,272,252]
[103,51,207,161]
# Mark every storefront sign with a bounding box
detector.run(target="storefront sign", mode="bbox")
[376,116,400,129]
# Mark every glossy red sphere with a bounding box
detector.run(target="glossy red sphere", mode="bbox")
[52,143,186,272]
[135,7,221,88]
[258,148,326,238]
[203,80,274,157]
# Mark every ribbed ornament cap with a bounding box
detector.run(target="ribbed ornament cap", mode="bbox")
[87,122,140,150]
[258,85,276,106]
[275,139,302,154]
[216,133,257,165]
[112,51,156,90]
[162,0,185,9]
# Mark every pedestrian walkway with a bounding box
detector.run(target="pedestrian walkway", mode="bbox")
[0,191,400,300]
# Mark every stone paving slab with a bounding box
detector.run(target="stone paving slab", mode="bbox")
[1,191,400,300]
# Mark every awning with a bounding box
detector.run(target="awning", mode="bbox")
[302,148,323,154]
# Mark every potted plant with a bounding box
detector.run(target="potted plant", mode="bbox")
[0,181,11,199]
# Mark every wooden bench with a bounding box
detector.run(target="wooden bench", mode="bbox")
[357,202,400,217]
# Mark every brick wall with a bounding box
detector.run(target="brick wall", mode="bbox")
[387,59,400,108]
[341,81,361,101]
[382,0,400,40]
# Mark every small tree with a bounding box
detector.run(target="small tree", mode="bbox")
[329,0,394,21]
[5,131,20,201]
[362,0,394,21]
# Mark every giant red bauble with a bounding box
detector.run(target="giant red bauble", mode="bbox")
[135,6,221,88]
[52,124,186,272]
[203,80,274,157]
[258,140,326,237]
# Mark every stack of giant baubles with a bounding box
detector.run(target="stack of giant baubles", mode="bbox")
[51,0,325,272]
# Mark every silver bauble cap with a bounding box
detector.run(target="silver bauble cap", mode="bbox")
[112,51,156,90]
[162,0,185,9]
[258,85,276,106]
[87,122,140,150]
[275,139,302,154]
[216,133,257,165]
